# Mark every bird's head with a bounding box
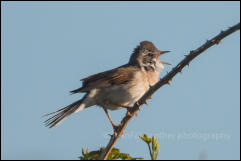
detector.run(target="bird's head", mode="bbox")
[129,41,170,71]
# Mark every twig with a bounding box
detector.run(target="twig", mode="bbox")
[98,22,240,160]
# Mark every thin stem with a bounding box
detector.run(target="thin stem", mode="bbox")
[147,143,154,160]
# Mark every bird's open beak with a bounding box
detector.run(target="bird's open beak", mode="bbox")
[159,50,170,55]
[158,51,171,65]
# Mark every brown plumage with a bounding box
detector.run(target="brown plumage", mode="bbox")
[70,65,139,93]
[44,41,170,129]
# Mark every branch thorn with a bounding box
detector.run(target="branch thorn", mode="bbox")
[144,99,148,105]
[216,39,222,44]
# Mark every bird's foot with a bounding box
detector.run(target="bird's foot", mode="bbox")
[126,108,138,117]
[112,123,124,137]
[113,124,119,133]
[126,108,133,117]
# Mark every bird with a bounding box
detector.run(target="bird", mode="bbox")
[44,41,170,131]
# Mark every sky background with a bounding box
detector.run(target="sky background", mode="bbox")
[1,1,240,160]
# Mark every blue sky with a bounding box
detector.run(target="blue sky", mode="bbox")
[1,1,240,160]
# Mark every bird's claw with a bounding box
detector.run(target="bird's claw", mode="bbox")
[126,108,133,117]
[112,123,124,137]
[112,124,119,133]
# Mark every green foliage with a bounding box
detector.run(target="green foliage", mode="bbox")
[79,147,143,160]
[79,148,101,160]
[79,133,160,160]
[139,134,160,160]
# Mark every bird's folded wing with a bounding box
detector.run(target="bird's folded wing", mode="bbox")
[70,65,139,93]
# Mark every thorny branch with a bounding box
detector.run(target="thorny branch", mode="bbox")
[98,23,240,160]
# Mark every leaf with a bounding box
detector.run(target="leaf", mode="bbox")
[114,153,143,160]
[151,136,160,160]
[79,147,143,160]
[138,134,152,144]
[139,134,160,160]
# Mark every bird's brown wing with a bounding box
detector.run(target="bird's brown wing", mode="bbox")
[70,65,139,93]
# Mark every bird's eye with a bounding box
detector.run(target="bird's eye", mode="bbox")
[148,53,154,57]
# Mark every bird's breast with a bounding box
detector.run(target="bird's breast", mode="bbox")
[95,71,150,110]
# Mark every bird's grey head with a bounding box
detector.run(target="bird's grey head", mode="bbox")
[129,41,170,71]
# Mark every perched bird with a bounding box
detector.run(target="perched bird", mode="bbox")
[44,41,170,131]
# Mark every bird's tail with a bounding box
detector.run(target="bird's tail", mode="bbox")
[43,96,86,128]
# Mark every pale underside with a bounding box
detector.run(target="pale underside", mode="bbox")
[73,62,163,111]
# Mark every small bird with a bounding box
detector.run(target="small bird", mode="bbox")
[44,41,170,131]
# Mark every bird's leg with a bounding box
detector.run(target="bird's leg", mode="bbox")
[103,109,119,134]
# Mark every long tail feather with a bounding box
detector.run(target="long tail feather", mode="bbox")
[44,97,86,128]
[70,87,83,94]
